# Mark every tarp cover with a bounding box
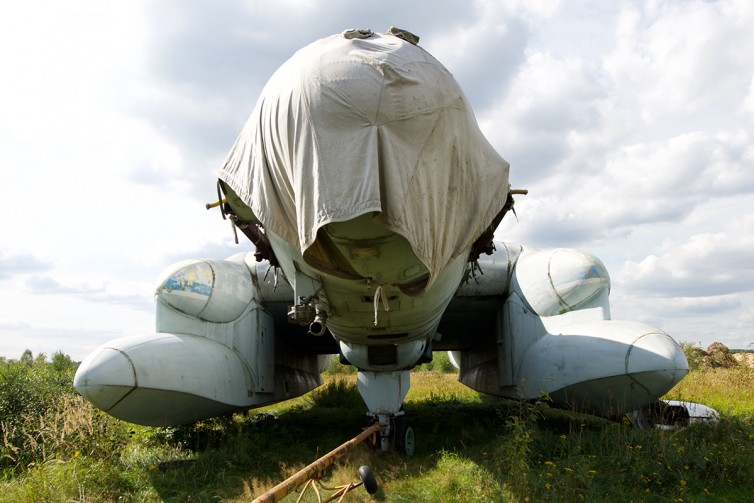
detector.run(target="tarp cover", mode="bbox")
[219,31,510,291]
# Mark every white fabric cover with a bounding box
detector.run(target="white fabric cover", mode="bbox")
[219,31,509,290]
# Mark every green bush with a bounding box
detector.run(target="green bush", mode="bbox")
[680,341,705,371]
[0,351,71,421]
[1,351,133,477]
[322,356,357,375]
[323,351,459,374]
[415,351,457,372]
[309,376,363,409]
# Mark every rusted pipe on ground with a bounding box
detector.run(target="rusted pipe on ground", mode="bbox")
[252,422,383,503]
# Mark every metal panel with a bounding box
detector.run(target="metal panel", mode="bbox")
[255,309,275,393]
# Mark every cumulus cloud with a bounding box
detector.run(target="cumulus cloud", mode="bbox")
[634,295,741,317]
[158,238,250,268]
[483,52,607,189]
[136,0,488,170]
[616,216,754,298]
[0,320,32,331]
[0,322,123,362]
[603,1,754,134]
[569,130,753,231]
[3,0,754,358]
[0,253,51,280]
[495,13,754,248]
[425,4,528,111]
[25,276,104,295]
[24,275,152,312]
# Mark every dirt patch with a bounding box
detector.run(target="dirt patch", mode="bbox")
[686,342,738,369]
[733,353,754,368]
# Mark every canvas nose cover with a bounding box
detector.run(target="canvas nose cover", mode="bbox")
[219,30,510,291]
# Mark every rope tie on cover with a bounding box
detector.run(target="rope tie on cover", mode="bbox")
[373,284,391,326]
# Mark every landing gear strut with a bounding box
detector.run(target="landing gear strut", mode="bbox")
[357,370,416,454]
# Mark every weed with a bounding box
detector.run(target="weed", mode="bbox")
[2,353,754,502]
[1,352,132,477]
[308,375,363,409]
[414,351,456,372]
[322,358,357,375]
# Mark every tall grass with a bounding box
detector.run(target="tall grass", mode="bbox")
[1,352,163,501]
[0,351,131,475]
[2,351,753,502]
[665,366,754,416]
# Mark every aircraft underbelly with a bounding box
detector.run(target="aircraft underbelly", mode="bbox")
[267,217,467,347]
[323,254,467,345]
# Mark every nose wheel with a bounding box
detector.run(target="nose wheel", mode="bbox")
[393,416,415,456]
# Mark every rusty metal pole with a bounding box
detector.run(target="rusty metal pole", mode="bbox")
[252,422,382,503]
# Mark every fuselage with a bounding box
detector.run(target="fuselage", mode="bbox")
[217,30,511,367]
[71,29,690,431]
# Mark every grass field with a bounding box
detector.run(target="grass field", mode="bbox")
[2,356,753,502]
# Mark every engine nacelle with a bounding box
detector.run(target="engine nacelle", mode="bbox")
[515,319,688,416]
[73,333,256,425]
[74,253,325,426]
[455,244,688,417]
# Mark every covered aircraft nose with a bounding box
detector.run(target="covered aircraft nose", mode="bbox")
[73,346,136,412]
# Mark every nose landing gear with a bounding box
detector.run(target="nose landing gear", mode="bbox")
[366,413,416,456]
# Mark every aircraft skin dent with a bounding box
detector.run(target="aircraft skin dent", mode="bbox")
[74,28,689,439]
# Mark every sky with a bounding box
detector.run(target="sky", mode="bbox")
[1,0,753,361]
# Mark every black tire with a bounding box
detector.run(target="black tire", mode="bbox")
[358,465,378,494]
[627,407,654,430]
[394,416,416,456]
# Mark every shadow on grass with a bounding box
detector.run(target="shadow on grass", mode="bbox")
[143,391,615,502]
[142,373,754,502]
